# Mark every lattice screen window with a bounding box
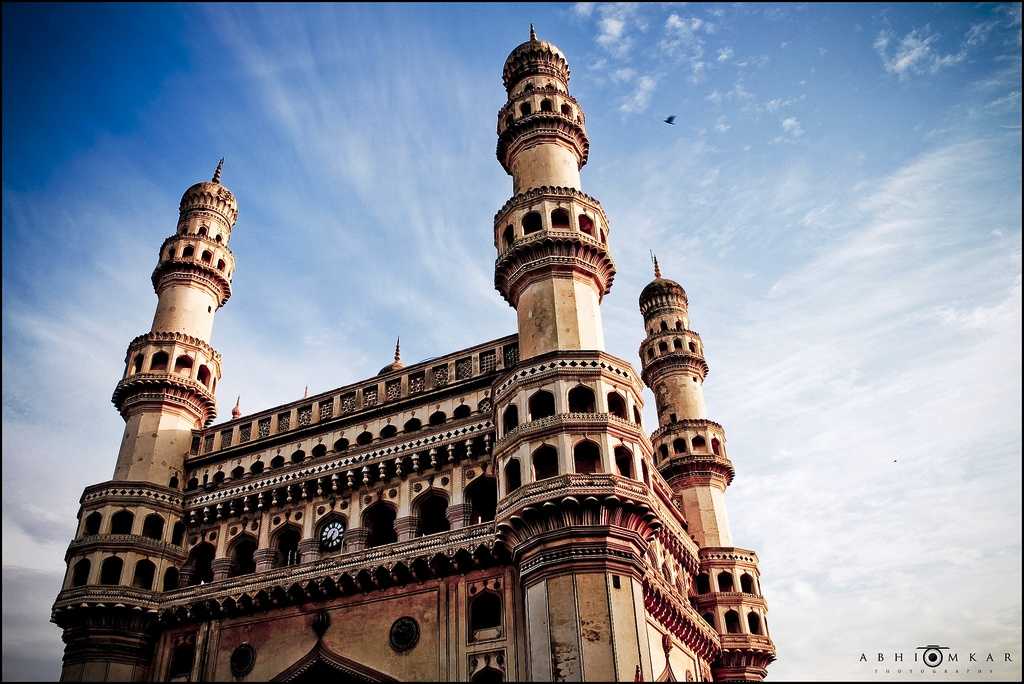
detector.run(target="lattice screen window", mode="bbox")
[239,424,252,443]
[364,387,378,407]
[190,435,201,454]
[319,400,334,421]
[278,412,291,431]
[298,405,312,427]
[503,343,519,368]
[432,365,449,387]
[479,350,496,374]
[341,393,357,413]
[456,357,473,380]
[410,372,425,394]
[258,417,271,438]
[385,379,401,402]
[203,434,215,453]
[220,429,233,449]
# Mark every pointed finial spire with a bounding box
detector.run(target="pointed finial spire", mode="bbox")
[530,23,537,41]
[651,251,662,278]
[231,395,241,419]
[303,385,309,399]
[212,158,224,184]
[394,337,401,362]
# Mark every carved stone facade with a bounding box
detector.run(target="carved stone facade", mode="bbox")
[52,28,774,682]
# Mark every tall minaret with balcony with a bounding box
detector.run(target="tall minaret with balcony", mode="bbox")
[494,25,615,360]
[51,163,238,682]
[111,160,237,486]
[639,257,776,681]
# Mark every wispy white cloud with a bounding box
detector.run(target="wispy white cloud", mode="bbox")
[619,74,657,113]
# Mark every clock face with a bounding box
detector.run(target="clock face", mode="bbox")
[319,521,345,551]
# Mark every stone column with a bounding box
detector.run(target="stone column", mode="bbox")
[447,503,471,530]
[299,539,319,564]
[254,549,274,573]
[344,527,368,553]
[395,516,418,542]
[211,558,232,581]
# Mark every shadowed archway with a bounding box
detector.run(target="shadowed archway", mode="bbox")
[272,642,397,682]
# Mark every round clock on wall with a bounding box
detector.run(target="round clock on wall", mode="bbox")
[319,520,344,551]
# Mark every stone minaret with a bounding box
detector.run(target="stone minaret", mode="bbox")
[494,25,615,360]
[111,160,237,486]
[52,162,238,681]
[639,257,776,681]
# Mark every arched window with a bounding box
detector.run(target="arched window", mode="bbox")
[568,385,596,413]
[577,214,596,237]
[174,355,194,375]
[186,477,199,491]
[230,466,245,480]
[725,610,741,634]
[212,471,225,485]
[380,425,398,440]
[453,404,472,419]
[673,338,683,350]
[528,390,555,420]
[676,320,684,330]
[659,443,669,459]
[502,224,514,250]
[673,438,686,454]
[689,341,697,352]
[184,543,215,586]
[363,502,397,548]
[711,437,721,455]
[416,492,451,537]
[747,612,762,635]
[573,440,602,474]
[642,460,650,486]
[633,406,642,424]
[717,571,734,592]
[132,559,156,590]
[502,404,519,433]
[522,211,542,235]
[110,510,134,535]
[169,475,179,489]
[465,476,497,524]
[660,320,669,332]
[273,527,301,568]
[540,98,553,112]
[519,102,532,116]
[692,435,707,451]
[472,668,504,683]
[702,612,715,628]
[197,365,211,386]
[201,250,212,263]
[696,573,711,594]
[504,459,522,493]
[198,226,208,237]
[614,446,634,478]
[171,522,185,546]
[607,392,627,419]
[217,259,226,271]
[215,234,223,243]
[356,431,373,446]
[71,559,91,587]
[163,566,179,591]
[229,536,257,577]
[83,511,102,536]
[132,354,143,374]
[169,642,195,679]
[429,411,447,427]
[533,445,559,481]
[100,556,124,585]
[646,348,655,360]
[334,438,350,452]
[658,341,668,353]
[182,245,194,259]
[470,591,502,640]
[550,208,570,229]
[150,351,169,372]
[312,444,327,459]
[249,461,264,475]
[561,103,572,116]
[741,573,756,594]
[404,418,422,433]
[142,514,164,541]
[270,455,285,469]
[290,449,305,464]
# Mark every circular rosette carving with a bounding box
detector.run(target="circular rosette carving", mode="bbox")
[389,616,420,652]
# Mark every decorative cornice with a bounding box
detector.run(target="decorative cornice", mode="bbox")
[66,534,187,561]
[493,232,615,306]
[641,351,710,386]
[111,372,216,425]
[124,331,222,365]
[494,412,645,457]
[643,570,722,663]
[81,482,184,508]
[151,258,232,306]
[496,113,590,173]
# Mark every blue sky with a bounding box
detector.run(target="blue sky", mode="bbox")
[2,3,1021,681]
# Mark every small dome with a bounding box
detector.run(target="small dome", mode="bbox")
[378,338,404,375]
[502,26,570,89]
[179,160,238,225]
[639,276,687,305]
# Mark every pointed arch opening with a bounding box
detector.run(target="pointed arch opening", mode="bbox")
[83,511,102,536]
[110,510,134,535]
[99,556,124,585]
[150,351,169,372]
[174,355,194,375]
[614,446,634,479]
[696,573,711,594]
[502,224,514,250]
[717,571,734,592]
[197,365,211,386]
[573,439,602,474]
[568,385,596,413]
[415,491,451,537]
[607,392,627,419]
[142,514,165,541]
[550,207,570,229]
[741,573,756,595]
[522,211,542,235]
[363,502,397,548]
[465,476,497,524]
[748,611,762,635]
[502,404,519,434]
[532,444,559,481]
[132,559,156,590]
[163,566,179,591]
[725,610,741,634]
[528,389,555,420]
[273,526,301,568]
[71,559,91,587]
[578,214,595,237]
[469,590,503,641]
[312,444,327,459]
[184,543,215,586]
[504,459,522,493]
[229,535,258,577]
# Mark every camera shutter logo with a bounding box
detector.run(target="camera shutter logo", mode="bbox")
[918,645,950,667]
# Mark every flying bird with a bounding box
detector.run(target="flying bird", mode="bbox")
[663,115,676,125]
